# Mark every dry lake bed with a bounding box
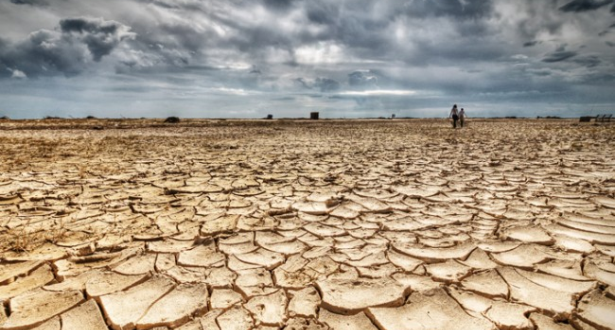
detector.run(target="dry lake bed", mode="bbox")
[0,118,614,330]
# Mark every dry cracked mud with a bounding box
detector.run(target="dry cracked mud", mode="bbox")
[0,118,614,329]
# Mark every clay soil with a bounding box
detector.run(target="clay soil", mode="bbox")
[0,118,614,330]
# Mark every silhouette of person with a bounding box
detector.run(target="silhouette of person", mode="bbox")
[459,108,466,128]
[449,104,459,128]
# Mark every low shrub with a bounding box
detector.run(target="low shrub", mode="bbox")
[164,116,180,123]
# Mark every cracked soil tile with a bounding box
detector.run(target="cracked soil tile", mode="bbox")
[577,289,615,330]
[137,283,209,329]
[318,309,378,330]
[99,275,175,330]
[2,289,83,330]
[316,278,407,314]
[244,289,288,326]
[366,288,495,330]
[60,299,108,330]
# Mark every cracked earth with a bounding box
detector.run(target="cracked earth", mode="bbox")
[0,118,614,330]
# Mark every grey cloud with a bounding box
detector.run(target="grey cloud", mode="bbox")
[263,0,294,11]
[119,1,399,71]
[542,46,578,62]
[138,0,179,9]
[294,78,311,89]
[118,0,497,74]
[403,0,493,19]
[559,0,614,12]
[136,0,211,12]
[314,78,340,92]
[542,51,577,62]
[305,1,339,25]
[523,40,540,47]
[573,55,601,67]
[9,0,48,5]
[178,6,295,60]
[348,71,378,89]
[136,0,206,12]
[60,17,135,61]
[293,77,340,92]
[250,66,262,74]
[575,71,615,86]
[510,2,567,43]
[599,21,615,35]
[528,69,552,77]
[0,17,134,77]
[274,1,392,58]
[115,25,199,70]
[0,30,89,78]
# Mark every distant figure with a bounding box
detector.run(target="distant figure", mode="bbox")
[449,104,459,128]
[459,108,466,128]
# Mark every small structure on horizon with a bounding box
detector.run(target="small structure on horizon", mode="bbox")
[391,114,396,119]
[266,114,273,120]
[579,114,612,122]
[579,116,593,122]
[310,112,319,120]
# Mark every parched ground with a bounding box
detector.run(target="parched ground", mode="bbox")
[0,118,614,330]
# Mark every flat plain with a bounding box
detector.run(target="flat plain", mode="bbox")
[0,118,614,330]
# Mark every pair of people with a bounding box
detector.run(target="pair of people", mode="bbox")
[449,104,467,128]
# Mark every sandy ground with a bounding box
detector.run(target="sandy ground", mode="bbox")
[0,118,614,330]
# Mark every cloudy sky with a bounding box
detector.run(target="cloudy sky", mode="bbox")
[1,0,614,119]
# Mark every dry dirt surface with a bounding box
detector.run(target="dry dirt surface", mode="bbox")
[0,118,614,330]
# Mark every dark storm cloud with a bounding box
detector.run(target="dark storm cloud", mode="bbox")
[528,69,552,77]
[153,3,296,65]
[582,72,615,83]
[523,40,540,47]
[542,46,578,62]
[138,0,178,9]
[559,0,614,12]
[119,0,493,73]
[305,1,339,25]
[60,17,134,61]
[263,0,294,10]
[108,0,498,75]
[543,51,578,62]
[0,17,134,77]
[9,0,48,5]
[573,55,601,67]
[403,0,493,19]
[136,0,206,11]
[0,30,88,78]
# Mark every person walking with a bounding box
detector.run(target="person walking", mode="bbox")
[459,108,466,128]
[449,104,459,128]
